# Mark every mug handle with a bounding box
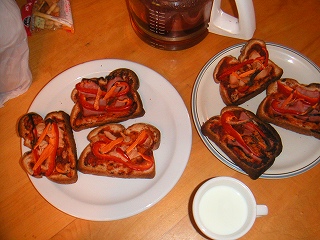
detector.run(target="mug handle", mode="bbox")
[208,0,256,40]
[256,205,268,217]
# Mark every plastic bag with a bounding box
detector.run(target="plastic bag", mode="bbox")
[21,0,74,34]
[0,0,32,107]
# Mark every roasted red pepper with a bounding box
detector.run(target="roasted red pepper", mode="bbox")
[92,141,124,163]
[78,93,105,111]
[76,81,130,97]
[32,148,41,176]
[76,82,101,95]
[117,147,153,171]
[221,111,262,158]
[112,82,130,96]
[45,122,59,176]
[32,121,59,176]
[271,99,309,115]
[91,141,153,171]
[217,56,265,80]
[277,81,319,105]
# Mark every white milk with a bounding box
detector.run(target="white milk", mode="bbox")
[199,185,248,235]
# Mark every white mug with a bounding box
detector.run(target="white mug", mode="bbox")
[192,177,268,240]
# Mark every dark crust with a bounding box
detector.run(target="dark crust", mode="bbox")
[257,78,320,140]
[201,106,283,179]
[77,123,161,179]
[70,68,145,131]
[18,112,43,149]
[18,111,78,184]
[213,39,283,106]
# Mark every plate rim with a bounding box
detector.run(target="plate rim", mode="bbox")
[23,59,192,220]
[191,42,320,179]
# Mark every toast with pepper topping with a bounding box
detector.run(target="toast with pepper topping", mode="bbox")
[201,106,282,179]
[213,39,283,105]
[18,111,78,184]
[78,123,161,179]
[257,78,320,139]
[70,68,145,131]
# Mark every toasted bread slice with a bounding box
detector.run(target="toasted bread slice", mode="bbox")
[78,123,161,179]
[201,106,282,179]
[18,111,78,184]
[213,39,283,105]
[70,68,145,131]
[257,78,320,139]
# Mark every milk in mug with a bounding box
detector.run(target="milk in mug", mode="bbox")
[199,185,248,235]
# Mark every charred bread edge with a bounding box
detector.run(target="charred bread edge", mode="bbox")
[257,79,320,140]
[201,106,283,179]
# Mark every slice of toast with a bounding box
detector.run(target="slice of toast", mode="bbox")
[18,111,78,184]
[257,78,320,139]
[201,106,282,179]
[70,68,145,131]
[78,123,161,179]
[213,39,283,105]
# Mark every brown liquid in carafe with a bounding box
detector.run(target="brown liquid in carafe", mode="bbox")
[126,0,213,50]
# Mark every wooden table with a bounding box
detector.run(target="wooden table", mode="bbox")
[1,0,319,239]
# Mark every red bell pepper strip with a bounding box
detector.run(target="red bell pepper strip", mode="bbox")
[100,137,124,153]
[221,111,260,157]
[277,81,319,105]
[92,141,124,162]
[32,121,59,176]
[117,147,153,171]
[76,81,130,98]
[113,81,130,96]
[91,141,153,171]
[32,148,41,176]
[75,82,101,95]
[276,80,294,96]
[33,122,51,149]
[79,93,106,111]
[45,122,59,176]
[217,56,265,80]
[126,130,148,154]
[79,94,133,113]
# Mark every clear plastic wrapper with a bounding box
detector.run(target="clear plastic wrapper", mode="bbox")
[21,0,74,35]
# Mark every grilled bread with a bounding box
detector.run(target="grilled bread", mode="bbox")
[18,111,78,184]
[78,123,161,179]
[201,106,282,179]
[213,39,283,105]
[257,78,320,139]
[70,68,145,131]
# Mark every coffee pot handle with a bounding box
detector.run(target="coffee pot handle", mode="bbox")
[208,0,256,40]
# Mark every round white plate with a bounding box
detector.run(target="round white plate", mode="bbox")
[192,42,320,179]
[23,59,192,220]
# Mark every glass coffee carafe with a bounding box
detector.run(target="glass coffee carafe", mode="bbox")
[126,0,256,50]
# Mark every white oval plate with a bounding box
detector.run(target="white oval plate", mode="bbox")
[192,43,320,179]
[22,59,192,220]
